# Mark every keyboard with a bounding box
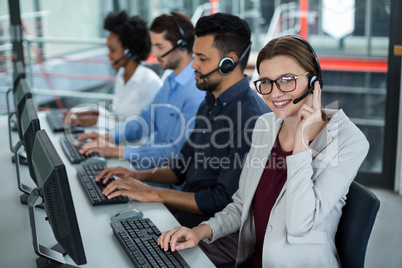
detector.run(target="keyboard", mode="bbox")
[46,109,84,133]
[111,218,190,268]
[76,163,129,205]
[60,134,101,164]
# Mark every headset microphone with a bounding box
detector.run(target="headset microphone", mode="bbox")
[292,77,324,104]
[160,42,180,58]
[199,67,219,79]
[293,83,314,104]
[112,55,125,65]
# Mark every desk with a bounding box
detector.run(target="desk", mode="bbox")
[0,112,215,267]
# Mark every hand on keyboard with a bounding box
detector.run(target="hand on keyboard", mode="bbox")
[46,109,84,133]
[102,177,159,203]
[60,135,101,164]
[63,109,99,127]
[74,132,122,158]
[158,225,212,252]
[76,164,129,205]
[75,132,111,145]
[95,166,139,184]
[111,218,190,267]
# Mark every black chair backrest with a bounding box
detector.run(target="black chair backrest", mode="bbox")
[335,181,380,268]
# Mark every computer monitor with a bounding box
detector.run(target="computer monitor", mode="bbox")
[14,78,32,141]
[14,98,41,204]
[7,61,26,116]
[28,130,87,267]
[8,77,32,153]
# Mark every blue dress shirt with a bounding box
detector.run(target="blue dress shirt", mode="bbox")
[110,61,205,168]
[171,76,271,228]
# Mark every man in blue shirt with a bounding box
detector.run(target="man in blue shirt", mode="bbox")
[96,13,270,265]
[77,12,204,174]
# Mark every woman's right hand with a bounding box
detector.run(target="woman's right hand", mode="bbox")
[293,81,326,154]
[158,225,210,252]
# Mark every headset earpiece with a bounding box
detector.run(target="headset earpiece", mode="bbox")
[176,39,187,51]
[218,57,235,75]
[123,49,138,62]
[309,75,317,89]
[218,43,252,76]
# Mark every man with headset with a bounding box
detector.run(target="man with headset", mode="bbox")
[96,13,270,264]
[76,12,205,186]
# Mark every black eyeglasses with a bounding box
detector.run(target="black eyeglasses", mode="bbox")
[253,72,309,95]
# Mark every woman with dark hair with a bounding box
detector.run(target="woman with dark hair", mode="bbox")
[66,11,161,127]
[158,35,369,268]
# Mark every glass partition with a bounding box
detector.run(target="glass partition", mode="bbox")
[1,0,397,187]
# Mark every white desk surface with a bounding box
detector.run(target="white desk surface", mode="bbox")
[0,112,215,268]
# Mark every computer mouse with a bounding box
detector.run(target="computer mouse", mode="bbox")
[81,156,107,166]
[110,208,143,223]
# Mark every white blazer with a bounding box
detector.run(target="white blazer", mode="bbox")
[202,109,369,268]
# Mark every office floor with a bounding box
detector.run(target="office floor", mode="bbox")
[365,188,402,268]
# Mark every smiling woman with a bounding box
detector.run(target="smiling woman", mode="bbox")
[158,35,370,268]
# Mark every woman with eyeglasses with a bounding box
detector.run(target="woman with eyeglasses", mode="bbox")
[158,35,369,268]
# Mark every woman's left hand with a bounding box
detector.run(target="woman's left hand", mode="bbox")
[293,81,325,154]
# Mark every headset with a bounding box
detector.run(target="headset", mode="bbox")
[160,12,188,58]
[113,49,138,65]
[200,42,252,79]
[290,35,323,104]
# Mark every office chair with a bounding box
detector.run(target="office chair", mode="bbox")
[335,181,380,268]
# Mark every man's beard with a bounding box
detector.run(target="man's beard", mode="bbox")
[196,76,220,92]
[162,51,182,70]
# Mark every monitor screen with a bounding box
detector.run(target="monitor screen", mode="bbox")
[20,98,41,185]
[14,78,32,142]
[30,130,87,265]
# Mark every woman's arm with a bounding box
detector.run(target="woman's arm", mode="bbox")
[285,119,369,236]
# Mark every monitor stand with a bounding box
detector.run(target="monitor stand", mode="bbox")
[20,192,44,209]
[36,244,77,268]
[12,152,28,165]
[36,257,79,268]
[10,117,18,131]
[28,190,79,268]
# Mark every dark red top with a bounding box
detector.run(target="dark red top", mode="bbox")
[251,138,293,268]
